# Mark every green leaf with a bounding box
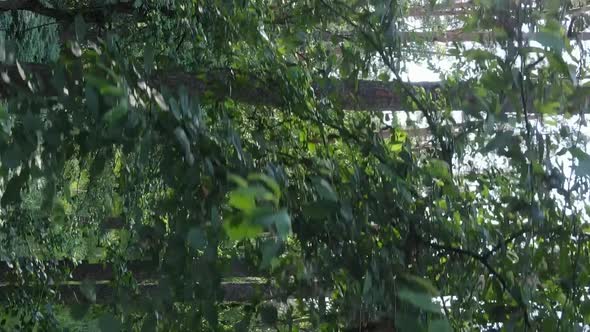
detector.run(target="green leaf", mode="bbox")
[426,159,451,180]
[312,177,338,202]
[537,101,560,115]
[85,85,99,115]
[362,272,372,296]
[544,0,560,14]
[464,49,501,62]
[69,303,90,320]
[111,193,124,216]
[98,313,121,332]
[140,314,157,332]
[1,170,28,206]
[173,127,194,166]
[482,131,515,154]
[581,301,590,322]
[2,144,24,169]
[559,244,570,276]
[397,289,442,313]
[85,74,111,89]
[228,174,248,188]
[261,240,281,268]
[571,147,590,177]
[302,200,337,220]
[51,199,67,224]
[532,31,564,52]
[100,85,125,97]
[259,303,278,325]
[70,41,82,57]
[256,209,292,239]
[85,75,124,97]
[507,250,519,264]
[395,312,422,330]
[401,274,440,295]
[389,142,403,153]
[79,279,96,303]
[542,317,558,331]
[223,217,264,241]
[102,104,128,125]
[248,173,281,199]
[90,153,107,179]
[428,319,452,332]
[74,15,87,41]
[187,227,207,250]
[144,44,155,74]
[570,147,589,160]
[228,188,257,212]
[153,90,169,111]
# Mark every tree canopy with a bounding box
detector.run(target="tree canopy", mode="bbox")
[1,0,590,331]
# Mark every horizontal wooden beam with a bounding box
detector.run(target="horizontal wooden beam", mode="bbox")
[407,1,473,17]
[4,0,587,23]
[0,63,441,111]
[0,259,260,282]
[405,30,590,43]
[0,281,278,303]
[2,63,588,113]
[407,2,590,18]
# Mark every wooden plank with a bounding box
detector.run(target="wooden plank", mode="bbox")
[0,282,277,303]
[2,63,588,112]
[0,258,260,282]
[0,63,440,111]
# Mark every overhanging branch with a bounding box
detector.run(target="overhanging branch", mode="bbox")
[0,0,140,23]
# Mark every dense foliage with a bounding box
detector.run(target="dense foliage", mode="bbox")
[1,0,590,331]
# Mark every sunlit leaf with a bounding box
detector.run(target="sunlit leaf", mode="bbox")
[223,217,264,241]
[102,104,128,125]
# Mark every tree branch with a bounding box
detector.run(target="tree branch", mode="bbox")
[424,240,527,320]
[0,0,137,23]
[482,226,563,260]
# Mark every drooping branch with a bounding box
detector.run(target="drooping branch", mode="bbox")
[481,226,563,260]
[0,0,139,23]
[424,240,530,326]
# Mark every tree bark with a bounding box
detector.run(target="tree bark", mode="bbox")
[0,0,138,23]
[4,0,587,22]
